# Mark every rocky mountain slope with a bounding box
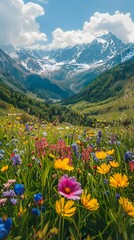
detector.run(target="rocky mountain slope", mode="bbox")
[14,33,134,93]
[62,59,134,104]
[0,48,70,99]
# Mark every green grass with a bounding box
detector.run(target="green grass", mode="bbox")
[70,92,134,121]
[0,115,134,240]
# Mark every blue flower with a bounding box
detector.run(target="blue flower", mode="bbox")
[103,179,108,184]
[115,193,120,200]
[14,184,25,196]
[13,149,18,154]
[32,208,40,216]
[107,156,113,161]
[32,206,45,216]
[0,217,12,240]
[0,150,5,155]
[98,130,102,138]
[124,151,134,162]
[34,193,43,205]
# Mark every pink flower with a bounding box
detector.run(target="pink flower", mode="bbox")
[58,174,83,200]
[0,198,7,205]
[8,179,16,184]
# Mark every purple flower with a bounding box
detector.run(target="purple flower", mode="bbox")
[25,123,29,131]
[2,190,17,205]
[115,193,120,200]
[72,143,79,157]
[2,190,15,197]
[96,137,101,145]
[58,174,83,200]
[12,155,22,166]
[10,198,17,205]
[98,130,102,138]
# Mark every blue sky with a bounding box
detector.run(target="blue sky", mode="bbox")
[34,0,134,42]
[0,0,134,49]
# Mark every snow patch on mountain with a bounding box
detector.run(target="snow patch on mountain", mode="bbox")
[7,33,134,93]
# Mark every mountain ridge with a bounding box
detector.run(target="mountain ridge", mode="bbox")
[9,32,134,93]
[0,48,70,99]
[62,59,134,105]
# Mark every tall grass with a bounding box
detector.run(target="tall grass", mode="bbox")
[0,115,134,240]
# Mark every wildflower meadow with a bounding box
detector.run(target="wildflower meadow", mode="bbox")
[0,116,134,240]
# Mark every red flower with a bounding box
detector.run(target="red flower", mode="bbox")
[27,163,32,167]
[129,161,134,171]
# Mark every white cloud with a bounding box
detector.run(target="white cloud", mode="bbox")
[1,3,134,51]
[0,0,47,48]
[47,11,134,49]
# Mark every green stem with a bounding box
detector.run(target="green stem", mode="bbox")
[61,217,65,240]
[58,216,62,240]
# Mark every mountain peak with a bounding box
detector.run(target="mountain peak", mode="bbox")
[96,32,124,44]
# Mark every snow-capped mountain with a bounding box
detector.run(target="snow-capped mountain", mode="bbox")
[7,33,134,93]
[0,48,71,99]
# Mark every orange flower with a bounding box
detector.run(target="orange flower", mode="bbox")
[109,173,129,188]
[81,190,99,211]
[119,197,134,218]
[54,158,74,171]
[95,151,107,159]
[55,198,76,217]
[1,165,9,172]
[97,163,111,174]
[109,161,119,168]
[106,149,114,155]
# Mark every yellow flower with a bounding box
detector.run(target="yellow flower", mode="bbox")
[109,161,119,168]
[106,149,114,155]
[16,116,21,120]
[76,140,81,145]
[81,190,99,211]
[119,197,134,218]
[95,151,107,159]
[97,163,111,174]
[54,158,74,171]
[109,173,129,188]
[49,227,58,235]
[87,131,96,137]
[1,165,9,172]
[49,153,55,159]
[18,206,26,216]
[55,198,76,217]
